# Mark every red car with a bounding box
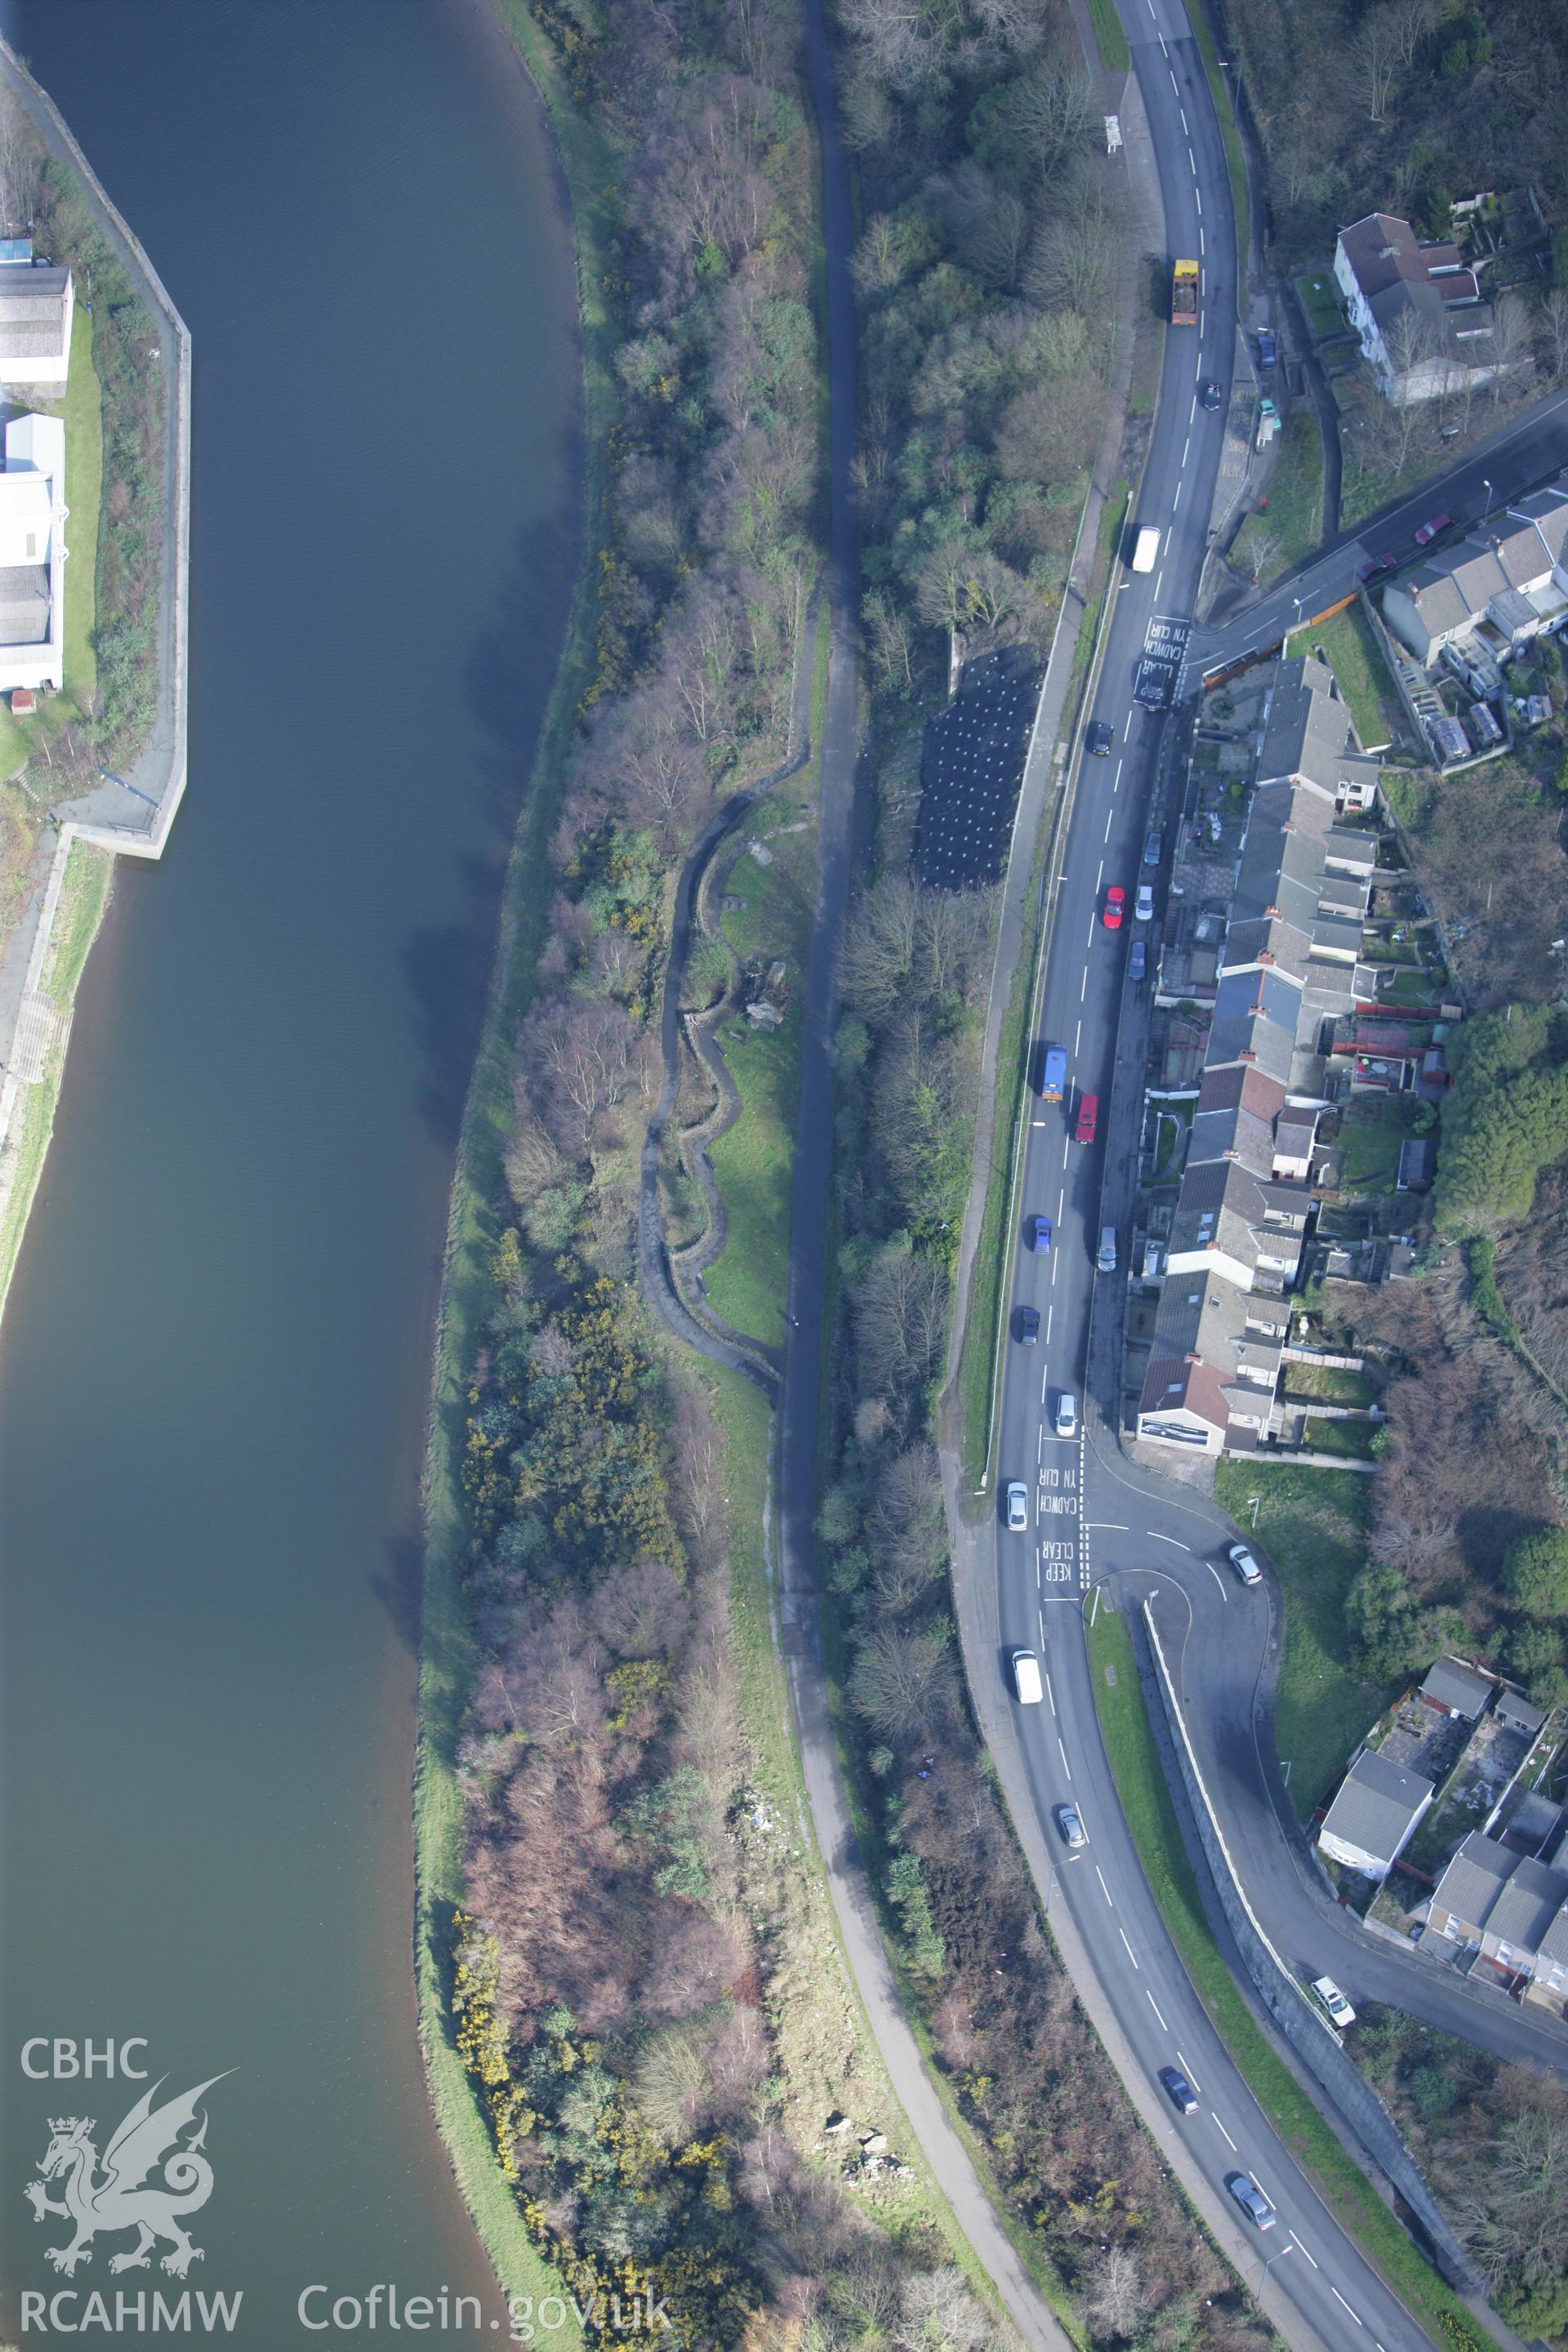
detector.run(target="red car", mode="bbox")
[1356,552,1396,583]
[1102,886,1126,930]
[1414,513,1451,547]
[1075,1090,1099,1145]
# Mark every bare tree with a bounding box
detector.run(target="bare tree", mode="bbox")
[848,1622,955,1741]
[1535,287,1568,382]
[1387,0,1436,66]
[1355,6,1402,119]
[1085,2247,1151,2338]
[853,1241,951,1401]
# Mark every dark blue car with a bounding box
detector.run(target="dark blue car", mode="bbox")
[1158,2066,1198,2116]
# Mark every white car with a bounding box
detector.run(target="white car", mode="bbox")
[1134,882,1154,922]
[1227,1542,1263,1587]
[1012,1649,1043,1704]
[1005,1480,1030,1531]
[1312,1975,1356,2028]
[1054,1392,1077,1441]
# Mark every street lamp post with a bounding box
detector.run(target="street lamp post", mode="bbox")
[1250,1494,1262,1528]
[1259,2243,1294,2291]
[1481,476,1493,525]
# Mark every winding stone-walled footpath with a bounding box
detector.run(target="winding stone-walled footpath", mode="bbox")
[0,38,190,1319]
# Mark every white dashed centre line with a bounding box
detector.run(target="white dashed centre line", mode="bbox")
[1288,2233,1318,2269]
[1179,106,1189,131]
[1057,1187,1065,1218]
[1146,1990,1168,2030]
[1058,1736,1072,1781]
[1176,2051,1201,2092]
[1045,1670,1056,1715]
[1195,187,1203,216]
[1080,966,1089,1000]
[1150,1531,1192,1551]
[1104,808,1113,842]
[1211,2113,1237,2152]
[1330,2288,1363,2327]
[1074,1019,1082,1053]
[1094,1864,1114,1907]
[1117,1927,1138,1969]
[1181,436,1190,467]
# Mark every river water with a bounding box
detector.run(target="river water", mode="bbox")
[0,2,579,2335]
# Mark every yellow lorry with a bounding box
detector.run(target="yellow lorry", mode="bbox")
[1170,257,1198,324]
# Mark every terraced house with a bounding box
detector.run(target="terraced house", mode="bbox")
[1138,657,1379,1454]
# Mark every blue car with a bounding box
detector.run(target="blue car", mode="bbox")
[1158,2065,1198,2116]
[1029,1214,1053,1252]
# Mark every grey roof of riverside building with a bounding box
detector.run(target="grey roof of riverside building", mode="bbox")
[0,564,51,644]
[0,265,69,359]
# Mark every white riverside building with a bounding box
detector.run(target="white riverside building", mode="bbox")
[0,410,67,695]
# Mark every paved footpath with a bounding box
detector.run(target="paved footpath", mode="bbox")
[0,40,189,1294]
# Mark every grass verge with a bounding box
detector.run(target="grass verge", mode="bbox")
[1085,1604,1506,2352]
[1232,409,1324,583]
[1213,1460,1385,1820]
[704,598,828,1346]
[0,840,113,1325]
[1290,601,1402,752]
[411,2,619,2326]
[1084,0,1130,71]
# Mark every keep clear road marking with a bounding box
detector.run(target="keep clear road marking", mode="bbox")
[1288,2233,1318,2270]
[1330,2288,1363,2327]
[1146,1989,1168,2031]
[1150,1531,1192,1551]
[1117,1927,1139,1970]
[1094,1864,1114,1907]
[1211,2113,1237,2153]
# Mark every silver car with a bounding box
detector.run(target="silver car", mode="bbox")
[1227,1542,1263,1587]
[1005,1480,1030,1532]
[1054,1392,1077,1441]
[1227,2172,1276,2230]
[1055,1803,1087,1849]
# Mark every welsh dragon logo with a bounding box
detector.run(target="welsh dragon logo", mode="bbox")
[24,2074,229,2278]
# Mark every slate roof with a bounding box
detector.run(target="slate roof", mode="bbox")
[1320,1748,1433,1864]
[1431,1832,1517,1934]
[1486,1859,1568,1955]
[1494,1689,1546,1736]
[1256,656,1353,786]
[1339,213,1469,301]
[1421,1657,1495,1717]
[1538,1905,1568,1968]
[1507,483,1568,569]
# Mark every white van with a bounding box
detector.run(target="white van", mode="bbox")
[1097,1226,1117,1274]
[1131,525,1160,573]
[1312,1976,1356,2028]
[1012,1649,1044,1704]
